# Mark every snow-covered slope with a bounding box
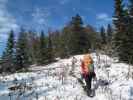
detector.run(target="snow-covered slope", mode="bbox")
[0,53,133,100]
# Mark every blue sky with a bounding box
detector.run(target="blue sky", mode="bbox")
[0,0,115,55]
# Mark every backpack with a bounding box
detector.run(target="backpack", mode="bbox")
[88,63,94,72]
[82,54,94,74]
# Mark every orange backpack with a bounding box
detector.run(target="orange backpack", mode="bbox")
[82,54,93,73]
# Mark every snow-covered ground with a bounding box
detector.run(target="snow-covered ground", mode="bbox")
[0,53,133,100]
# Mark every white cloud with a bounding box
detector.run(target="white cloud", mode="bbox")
[72,7,77,12]
[59,0,70,5]
[96,13,112,21]
[96,13,112,29]
[32,8,50,27]
[0,0,19,34]
[0,33,8,40]
[97,13,108,19]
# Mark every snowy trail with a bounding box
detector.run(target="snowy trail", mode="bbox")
[0,53,133,100]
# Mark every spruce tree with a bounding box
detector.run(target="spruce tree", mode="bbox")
[100,26,107,44]
[113,0,131,63]
[107,24,113,42]
[47,32,54,63]
[1,30,15,72]
[61,26,72,57]
[27,31,38,64]
[113,0,123,57]
[69,14,91,55]
[129,0,133,16]
[126,0,133,64]
[37,31,47,65]
[15,29,30,70]
[84,25,99,50]
[51,30,68,58]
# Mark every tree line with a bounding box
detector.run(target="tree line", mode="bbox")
[0,14,113,73]
[113,0,133,64]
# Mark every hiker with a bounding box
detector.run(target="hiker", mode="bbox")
[81,54,96,95]
[70,57,77,75]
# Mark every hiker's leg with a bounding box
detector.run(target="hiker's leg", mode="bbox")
[84,75,91,90]
[84,75,92,96]
[88,75,92,90]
